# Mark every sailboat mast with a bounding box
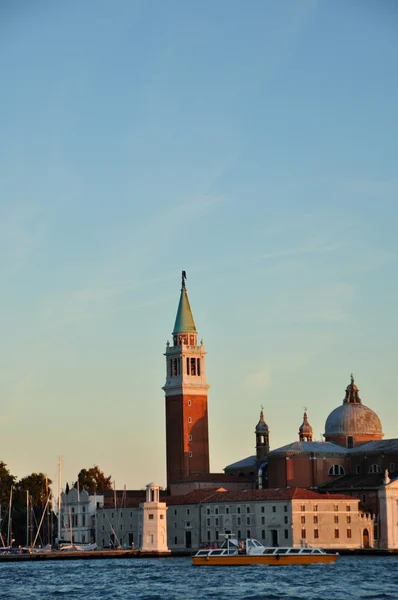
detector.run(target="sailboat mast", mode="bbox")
[26,490,29,548]
[57,458,62,543]
[7,486,13,547]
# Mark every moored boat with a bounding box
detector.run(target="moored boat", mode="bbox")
[192,536,339,566]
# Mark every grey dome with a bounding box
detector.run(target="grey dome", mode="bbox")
[324,402,383,437]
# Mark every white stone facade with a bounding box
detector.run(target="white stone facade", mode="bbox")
[378,473,398,550]
[59,488,104,545]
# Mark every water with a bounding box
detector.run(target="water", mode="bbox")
[0,556,397,600]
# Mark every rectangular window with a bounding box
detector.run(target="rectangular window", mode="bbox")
[284,505,288,512]
[186,358,190,375]
[206,508,210,515]
[190,358,196,376]
[246,506,250,513]
[247,530,251,538]
[120,524,123,530]
[215,531,219,541]
[226,507,230,514]
[207,518,210,526]
[197,358,201,376]
[238,530,242,539]
[313,515,318,524]
[314,529,319,539]
[284,516,288,524]
[237,517,241,525]
[246,517,250,526]
[148,514,154,520]
[347,529,352,539]
[237,507,241,514]
[160,515,164,520]
[187,509,190,515]
[178,357,181,375]
[174,537,178,544]
[130,512,133,518]
[215,508,219,515]
[334,505,339,512]
[174,510,177,516]
[215,518,219,526]
[300,505,305,512]
[284,530,288,539]
[186,522,191,528]
[173,359,178,376]
[356,465,361,474]
[334,516,339,524]
[347,516,351,524]
[261,517,265,525]
[261,506,265,513]
[334,529,339,539]
[301,516,306,524]
[313,505,318,512]
[301,529,306,539]
[272,506,276,513]
[261,530,265,539]
[207,531,211,541]
[346,505,351,512]
[189,435,192,441]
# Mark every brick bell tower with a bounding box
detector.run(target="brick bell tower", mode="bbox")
[163,272,210,488]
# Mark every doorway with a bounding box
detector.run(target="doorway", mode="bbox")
[363,529,370,548]
[185,531,192,548]
[270,529,278,546]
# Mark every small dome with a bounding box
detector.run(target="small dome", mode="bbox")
[324,375,383,440]
[299,412,313,434]
[299,411,313,441]
[256,409,268,433]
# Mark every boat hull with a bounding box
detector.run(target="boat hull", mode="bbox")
[192,553,338,566]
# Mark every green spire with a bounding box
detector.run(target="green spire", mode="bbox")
[172,272,197,334]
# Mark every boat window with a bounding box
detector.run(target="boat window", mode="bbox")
[210,549,224,555]
[264,549,275,554]
[289,549,301,554]
[276,549,288,554]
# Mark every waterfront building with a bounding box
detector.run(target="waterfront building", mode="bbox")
[59,487,104,545]
[93,487,374,551]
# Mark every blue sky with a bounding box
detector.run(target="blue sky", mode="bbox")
[1,0,397,490]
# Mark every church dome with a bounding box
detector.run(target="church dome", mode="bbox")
[324,375,383,445]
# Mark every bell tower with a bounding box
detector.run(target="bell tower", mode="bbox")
[163,272,210,488]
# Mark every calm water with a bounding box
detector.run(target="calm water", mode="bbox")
[0,556,397,600]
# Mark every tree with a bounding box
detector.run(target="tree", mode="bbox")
[0,461,16,507]
[13,473,53,547]
[75,466,112,493]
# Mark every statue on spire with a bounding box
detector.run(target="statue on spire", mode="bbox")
[182,270,187,289]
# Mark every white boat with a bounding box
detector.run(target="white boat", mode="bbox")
[192,537,339,566]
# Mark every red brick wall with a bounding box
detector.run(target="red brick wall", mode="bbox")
[165,393,209,486]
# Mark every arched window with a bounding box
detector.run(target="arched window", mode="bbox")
[328,464,345,476]
[368,464,381,474]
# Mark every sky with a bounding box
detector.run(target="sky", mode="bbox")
[1,0,398,492]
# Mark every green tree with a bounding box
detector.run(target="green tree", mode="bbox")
[75,466,113,493]
[0,462,16,545]
[13,473,53,547]
[0,461,16,506]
